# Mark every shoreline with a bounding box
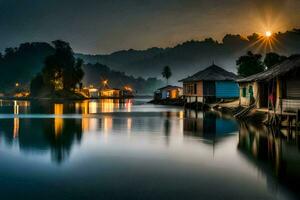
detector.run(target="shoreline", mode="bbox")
[0,95,151,102]
[149,98,299,129]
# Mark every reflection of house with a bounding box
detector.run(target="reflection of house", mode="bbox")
[237,56,300,113]
[154,85,183,100]
[238,123,300,195]
[184,111,238,138]
[179,64,239,102]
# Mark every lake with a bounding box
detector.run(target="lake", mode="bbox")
[0,99,299,200]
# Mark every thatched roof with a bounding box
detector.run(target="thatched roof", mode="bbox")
[237,55,300,83]
[179,64,238,82]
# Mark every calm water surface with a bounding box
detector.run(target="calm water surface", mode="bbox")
[0,99,299,200]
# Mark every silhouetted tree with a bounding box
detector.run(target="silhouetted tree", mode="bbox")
[41,40,84,92]
[4,48,15,58]
[30,73,46,96]
[162,65,172,84]
[237,51,264,77]
[0,42,54,93]
[264,52,287,69]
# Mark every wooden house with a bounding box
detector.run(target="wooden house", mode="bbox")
[237,55,300,114]
[154,85,183,100]
[179,64,239,102]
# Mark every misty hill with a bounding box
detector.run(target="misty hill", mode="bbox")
[77,29,300,84]
[83,63,164,94]
[0,42,55,92]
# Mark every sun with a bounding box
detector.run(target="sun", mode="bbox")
[265,31,272,38]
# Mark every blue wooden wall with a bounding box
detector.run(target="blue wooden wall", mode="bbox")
[215,81,239,98]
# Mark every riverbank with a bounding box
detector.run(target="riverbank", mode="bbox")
[0,92,148,101]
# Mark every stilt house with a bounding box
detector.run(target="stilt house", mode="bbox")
[179,64,239,103]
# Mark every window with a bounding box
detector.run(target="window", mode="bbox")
[194,83,197,94]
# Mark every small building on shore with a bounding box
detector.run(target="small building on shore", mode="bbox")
[88,88,99,98]
[100,87,134,98]
[81,87,99,98]
[100,88,121,98]
[179,64,239,103]
[154,85,183,100]
[237,55,300,114]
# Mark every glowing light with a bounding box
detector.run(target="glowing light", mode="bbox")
[89,101,98,114]
[125,99,132,112]
[124,86,133,92]
[15,83,19,87]
[13,117,19,138]
[265,31,272,37]
[101,99,114,112]
[54,104,64,136]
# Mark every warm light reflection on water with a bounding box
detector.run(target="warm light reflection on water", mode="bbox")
[0,99,298,200]
[54,104,63,136]
[13,117,19,138]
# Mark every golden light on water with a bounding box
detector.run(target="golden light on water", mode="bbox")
[54,104,64,137]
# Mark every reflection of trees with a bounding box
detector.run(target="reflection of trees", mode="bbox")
[43,118,83,163]
[238,123,300,197]
[0,118,83,164]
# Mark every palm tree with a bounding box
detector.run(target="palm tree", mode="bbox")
[162,65,172,85]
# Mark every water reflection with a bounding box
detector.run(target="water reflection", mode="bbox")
[0,99,136,115]
[0,101,242,163]
[238,122,300,198]
[0,99,299,199]
[54,104,63,136]
[183,110,238,140]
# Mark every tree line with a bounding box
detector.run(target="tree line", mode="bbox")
[236,51,290,77]
[30,40,84,97]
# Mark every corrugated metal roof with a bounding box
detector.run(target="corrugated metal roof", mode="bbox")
[237,55,300,83]
[179,64,238,82]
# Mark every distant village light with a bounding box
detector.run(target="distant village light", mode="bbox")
[103,80,108,85]
[15,82,19,87]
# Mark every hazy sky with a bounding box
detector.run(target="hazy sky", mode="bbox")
[0,0,299,54]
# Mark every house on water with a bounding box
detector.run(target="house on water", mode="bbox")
[154,85,183,100]
[237,55,300,115]
[179,64,239,103]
